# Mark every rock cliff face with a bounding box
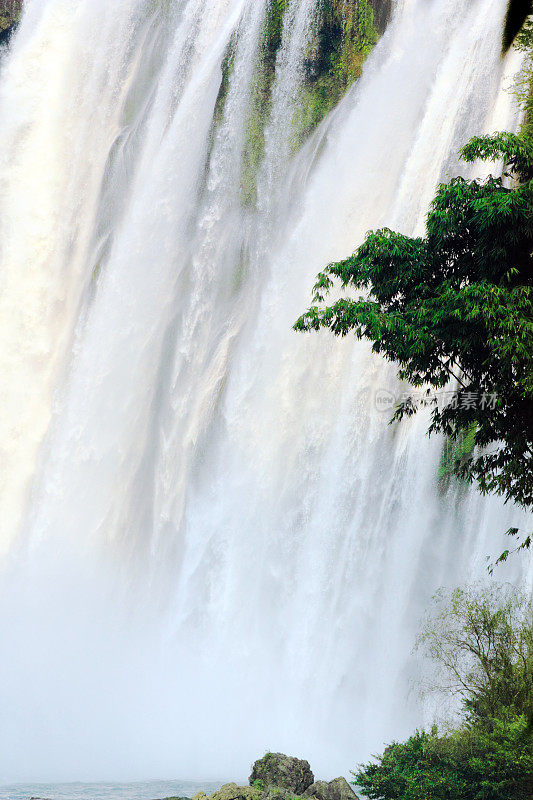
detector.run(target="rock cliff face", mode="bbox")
[0,0,22,33]
[369,0,392,33]
[230,0,390,204]
[503,0,531,50]
[305,778,358,800]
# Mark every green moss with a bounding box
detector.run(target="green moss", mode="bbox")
[211,0,381,207]
[514,18,533,140]
[239,64,273,206]
[293,0,378,143]
[263,0,290,68]
[0,1,22,34]
[438,424,477,491]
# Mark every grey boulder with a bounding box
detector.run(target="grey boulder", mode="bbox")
[304,778,359,800]
[249,753,314,795]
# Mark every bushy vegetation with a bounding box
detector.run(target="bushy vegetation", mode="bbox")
[355,719,532,800]
[354,586,533,800]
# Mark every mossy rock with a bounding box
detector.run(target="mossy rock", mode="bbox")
[304,778,359,800]
[157,796,192,800]
[249,753,314,795]
[215,0,382,207]
[209,784,263,800]
[0,1,22,33]
[157,797,191,800]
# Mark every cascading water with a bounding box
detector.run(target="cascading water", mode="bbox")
[0,0,531,785]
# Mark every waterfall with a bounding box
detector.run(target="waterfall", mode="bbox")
[0,0,530,784]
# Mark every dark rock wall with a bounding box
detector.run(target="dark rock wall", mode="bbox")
[503,0,532,51]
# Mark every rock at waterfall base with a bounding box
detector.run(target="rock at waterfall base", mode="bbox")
[249,753,314,795]
[204,784,263,800]
[248,753,358,800]
[304,778,358,800]
[159,753,359,800]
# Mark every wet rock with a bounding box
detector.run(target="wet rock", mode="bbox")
[304,777,359,800]
[261,787,297,800]
[503,0,531,50]
[183,753,356,800]
[370,0,393,33]
[329,777,359,800]
[303,782,332,800]
[210,783,262,800]
[249,753,314,795]
[157,797,192,800]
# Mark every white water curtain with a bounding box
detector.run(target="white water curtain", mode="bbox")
[0,0,530,783]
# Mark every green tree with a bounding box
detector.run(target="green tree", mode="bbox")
[416,585,533,723]
[354,586,533,800]
[294,132,533,546]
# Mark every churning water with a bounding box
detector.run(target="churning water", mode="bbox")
[0,0,530,786]
[0,779,222,800]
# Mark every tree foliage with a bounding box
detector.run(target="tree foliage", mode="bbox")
[416,585,533,722]
[295,132,533,528]
[354,586,533,800]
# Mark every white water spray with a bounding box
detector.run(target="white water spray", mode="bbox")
[0,0,530,784]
